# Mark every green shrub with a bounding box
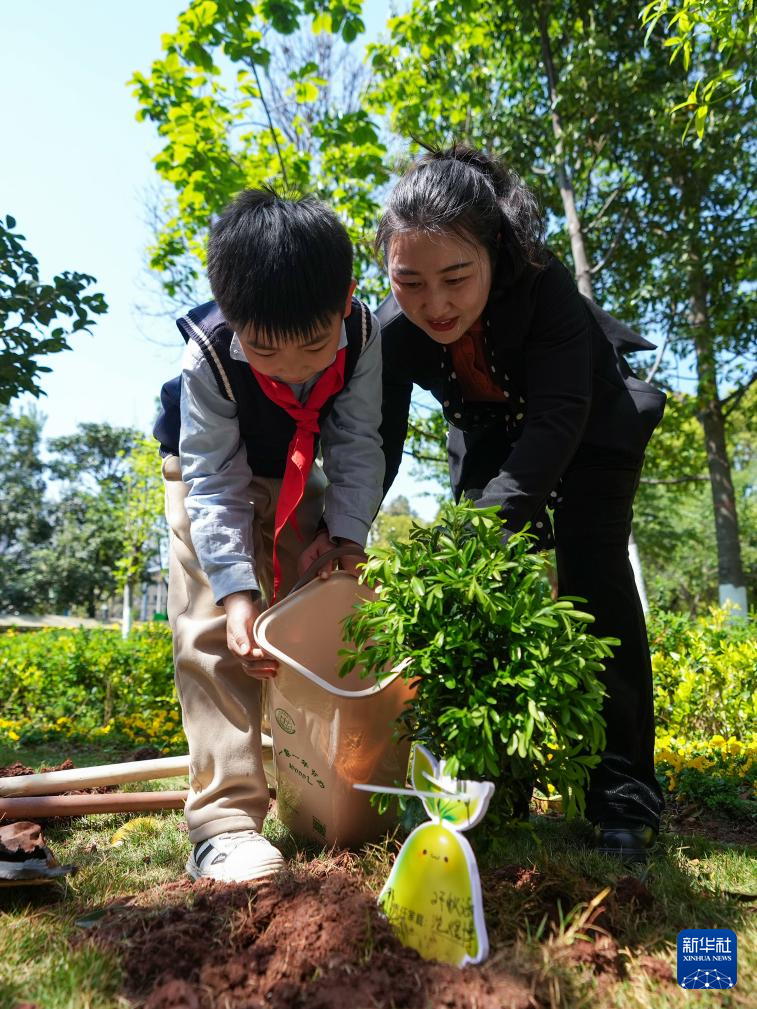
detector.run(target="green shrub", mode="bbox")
[342,501,614,824]
[648,606,757,739]
[655,735,757,820]
[0,624,182,751]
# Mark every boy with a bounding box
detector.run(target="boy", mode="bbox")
[153,189,384,882]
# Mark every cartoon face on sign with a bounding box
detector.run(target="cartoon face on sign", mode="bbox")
[354,743,494,967]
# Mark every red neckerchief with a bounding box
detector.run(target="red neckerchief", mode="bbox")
[251,347,347,599]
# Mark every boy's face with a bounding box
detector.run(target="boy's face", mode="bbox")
[238,281,357,385]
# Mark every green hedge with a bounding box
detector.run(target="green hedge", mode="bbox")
[648,606,757,739]
[0,624,182,751]
[0,606,754,757]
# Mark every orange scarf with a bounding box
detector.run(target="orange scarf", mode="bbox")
[448,320,505,402]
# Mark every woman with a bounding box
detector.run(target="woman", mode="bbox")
[377,146,665,861]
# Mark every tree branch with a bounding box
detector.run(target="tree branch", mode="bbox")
[640,475,709,485]
[645,332,670,383]
[402,448,446,463]
[247,59,289,187]
[590,203,632,275]
[584,181,624,232]
[722,371,757,418]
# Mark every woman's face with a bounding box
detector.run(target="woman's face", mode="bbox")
[387,229,492,345]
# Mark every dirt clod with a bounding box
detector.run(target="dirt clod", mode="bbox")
[0,760,74,778]
[563,934,624,980]
[132,746,164,761]
[635,955,674,984]
[144,979,201,1009]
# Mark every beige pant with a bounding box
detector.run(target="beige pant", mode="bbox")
[163,454,326,843]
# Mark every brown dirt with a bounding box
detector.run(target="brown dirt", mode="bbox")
[560,934,624,982]
[663,798,757,846]
[72,859,677,1009]
[1,759,77,778]
[131,746,165,761]
[82,871,542,1009]
[634,954,674,985]
[483,865,660,947]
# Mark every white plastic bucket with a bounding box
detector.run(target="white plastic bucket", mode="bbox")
[254,572,413,847]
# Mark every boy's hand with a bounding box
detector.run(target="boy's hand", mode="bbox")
[297,530,366,580]
[222,591,278,679]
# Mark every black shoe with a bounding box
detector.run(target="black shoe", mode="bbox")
[594,824,657,863]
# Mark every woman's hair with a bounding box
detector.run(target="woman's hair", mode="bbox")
[376,144,547,287]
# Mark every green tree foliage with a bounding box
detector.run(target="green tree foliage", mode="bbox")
[39,424,141,619]
[46,422,139,486]
[116,436,166,635]
[369,494,430,550]
[130,0,387,300]
[641,0,756,138]
[0,216,107,405]
[633,385,756,609]
[0,416,165,619]
[343,501,613,825]
[0,407,51,613]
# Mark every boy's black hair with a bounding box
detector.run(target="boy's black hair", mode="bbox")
[207,188,353,343]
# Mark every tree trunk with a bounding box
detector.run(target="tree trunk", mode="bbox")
[628,531,650,614]
[538,4,650,609]
[538,5,593,298]
[121,580,133,639]
[689,275,747,615]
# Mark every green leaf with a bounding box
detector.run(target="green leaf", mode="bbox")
[312,11,332,34]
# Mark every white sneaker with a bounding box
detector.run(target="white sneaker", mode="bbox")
[186,829,285,882]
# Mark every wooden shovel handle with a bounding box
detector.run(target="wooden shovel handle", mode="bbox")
[0,790,188,819]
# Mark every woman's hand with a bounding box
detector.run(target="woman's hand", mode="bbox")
[298,531,367,579]
[298,529,337,579]
[222,590,278,679]
[333,539,368,577]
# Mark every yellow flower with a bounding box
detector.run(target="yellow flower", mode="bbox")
[7,730,20,741]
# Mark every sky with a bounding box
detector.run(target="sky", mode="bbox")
[1,1,440,519]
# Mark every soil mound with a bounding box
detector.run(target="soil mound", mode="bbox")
[85,870,540,1009]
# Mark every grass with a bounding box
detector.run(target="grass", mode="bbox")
[1,744,755,1009]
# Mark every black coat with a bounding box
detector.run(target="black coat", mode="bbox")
[377,254,666,537]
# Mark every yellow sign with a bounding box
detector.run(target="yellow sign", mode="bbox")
[355,743,494,966]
